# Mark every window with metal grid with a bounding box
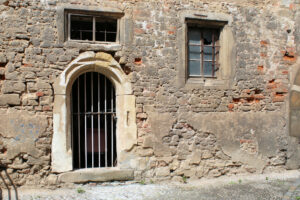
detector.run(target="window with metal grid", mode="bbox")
[188,27,220,78]
[68,14,118,42]
[71,72,117,169]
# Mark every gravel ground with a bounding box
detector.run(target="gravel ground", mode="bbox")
[2,171,300,200]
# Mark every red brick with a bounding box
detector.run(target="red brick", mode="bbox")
[283,55,296,62]
[272,94,285,102]
[146,23,153,29]
[134,28,145,35]
[260,52,267,57]
[23,63,33,67]
[36,91,44,97]
[254,94,265,100]
[257,65,264,73]
[43,106,52,111]
[260,40,268,46]
[134,58,142,65]
[240,139,254,144]
[228,103,234,111]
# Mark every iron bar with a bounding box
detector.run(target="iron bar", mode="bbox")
[111,86,114,166]
[84,73,87,168]
[91,73,94,167]
[71,88,73,167]
[98,73,101,167]
[71,72,116,169]
[105,77,107,167]
[77,78,81,168]
[72,112,116,115]
[201,31,204,76]
[212,30,215,77]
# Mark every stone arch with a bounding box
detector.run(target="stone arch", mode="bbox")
[290,66,300,138]
[52,51,137,172]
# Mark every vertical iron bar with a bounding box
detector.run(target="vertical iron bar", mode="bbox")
[98,73,101,167]
[84,73,87,168]
[71,86,73,167]
[201,31,204,77]
[77,78,81,168]
[212,30,215,77]
[111,85,114,166]
[105,77,107,167]
[91,73,94,168]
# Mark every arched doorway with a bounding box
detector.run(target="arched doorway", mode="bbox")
[52,52,137,173]
[71,72,116,169]
[290,69,300,138]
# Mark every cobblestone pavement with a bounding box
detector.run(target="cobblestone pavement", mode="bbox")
[2,171,300,200]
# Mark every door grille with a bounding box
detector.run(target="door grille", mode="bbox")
[71,72,117,169]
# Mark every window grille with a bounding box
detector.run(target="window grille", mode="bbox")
[71,72,117,169]
[188,27,220,78]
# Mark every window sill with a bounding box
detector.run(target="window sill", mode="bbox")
[63,40,122,52]
[183,77,232,90]
[58,168,134,183]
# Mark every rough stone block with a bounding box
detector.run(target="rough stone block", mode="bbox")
[0,94,20,106]
[0,53,7,63]
[155,167,170,177]
[2,81,25,93]
[59,168,134,183]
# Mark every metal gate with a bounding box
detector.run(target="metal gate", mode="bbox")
[71,72,116,169]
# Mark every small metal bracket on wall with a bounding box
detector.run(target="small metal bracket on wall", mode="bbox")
[0,164,18,200]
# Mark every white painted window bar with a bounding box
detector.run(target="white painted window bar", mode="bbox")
[71,72,116,169]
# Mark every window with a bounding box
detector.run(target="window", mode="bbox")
[71,72,117,169]
[177,12,235,89]
[65,10,121,42]
[188,27,220,78]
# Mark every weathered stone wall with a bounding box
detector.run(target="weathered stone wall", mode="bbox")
[0,0,299,186]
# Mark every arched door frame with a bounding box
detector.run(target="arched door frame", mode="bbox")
[52,51,137,172]
[289,60,300,138]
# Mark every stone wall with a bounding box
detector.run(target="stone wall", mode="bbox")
[0,0,299,186]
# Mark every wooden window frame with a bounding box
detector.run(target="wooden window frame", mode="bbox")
[64,9,123,43]
[186,20,224,79]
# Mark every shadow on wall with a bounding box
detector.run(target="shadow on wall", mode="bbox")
[0,163,18,200]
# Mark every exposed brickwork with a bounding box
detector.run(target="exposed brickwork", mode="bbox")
[0,0,299,187]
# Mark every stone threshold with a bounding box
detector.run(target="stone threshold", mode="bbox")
[58,168,134,183]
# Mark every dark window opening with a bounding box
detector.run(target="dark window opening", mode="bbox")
[70,15,93,41]
[69,13,118,42]
[188,27,220,78]
[96,17,117,42]
[71,72,117,169]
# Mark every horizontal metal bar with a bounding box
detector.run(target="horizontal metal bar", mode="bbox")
[189,59,217,62]
[189,75,217,78]
[72,112,115,115]
[96,31,117,33]
[189,44,220,47]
